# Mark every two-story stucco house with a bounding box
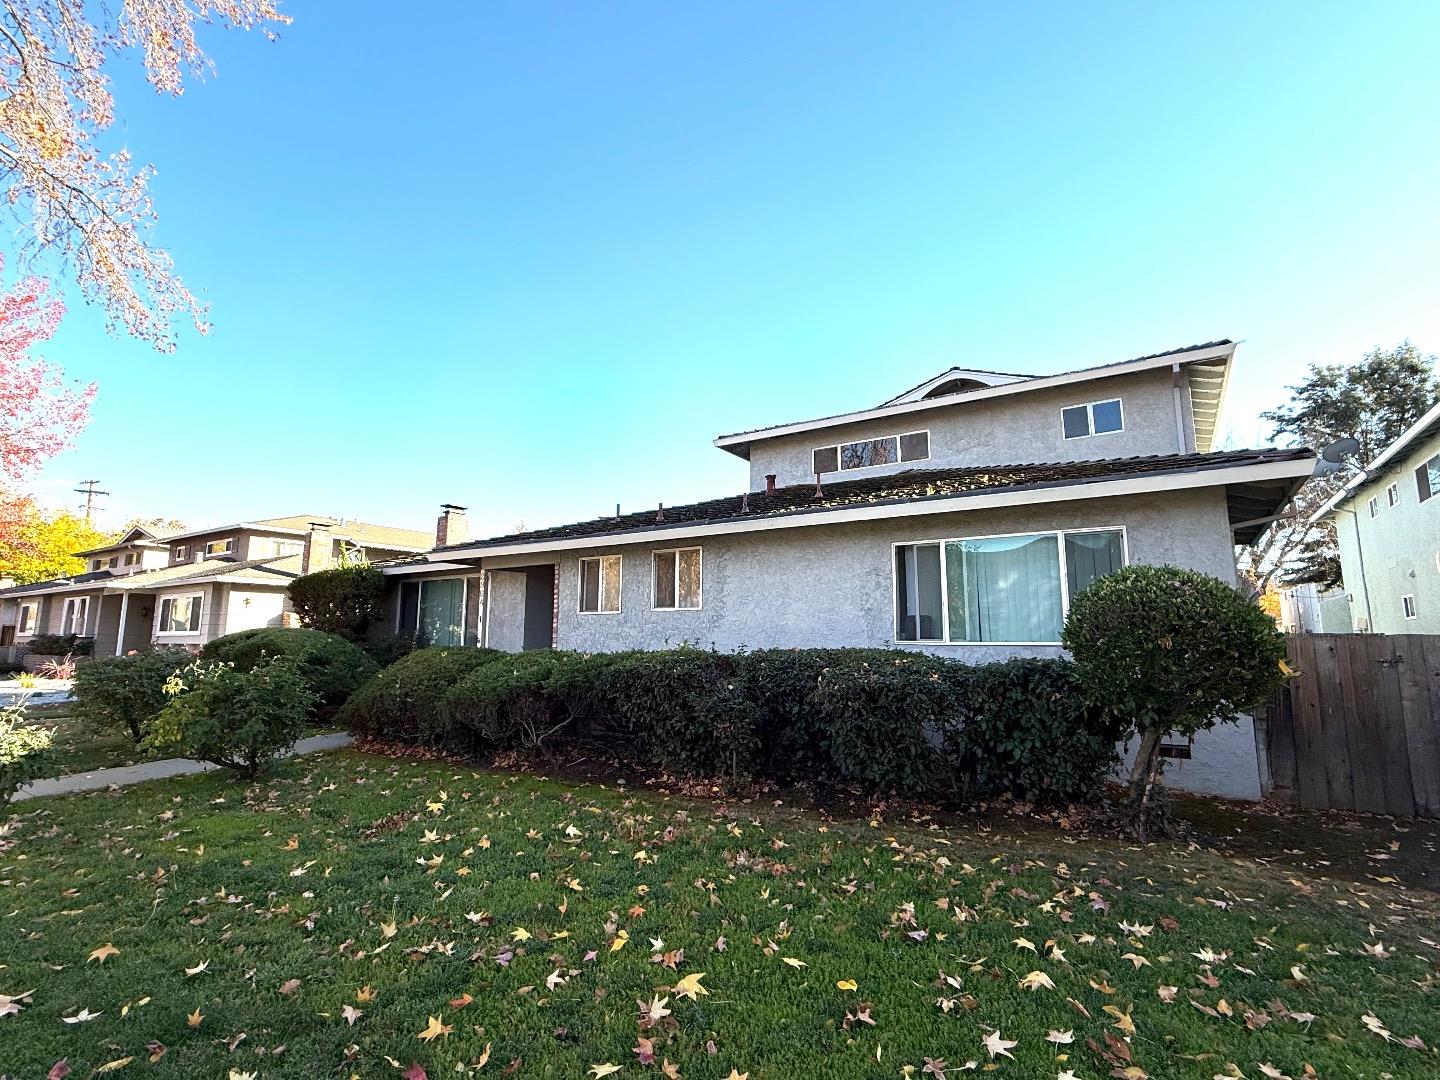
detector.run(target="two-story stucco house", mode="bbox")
[0,516,432,657]
[379,340,1317,798]
[1310,400,1440,633]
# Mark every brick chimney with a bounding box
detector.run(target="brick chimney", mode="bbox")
[436,504,468,547]
[302,521,335,574]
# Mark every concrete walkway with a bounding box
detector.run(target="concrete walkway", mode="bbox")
[10,732,355,802]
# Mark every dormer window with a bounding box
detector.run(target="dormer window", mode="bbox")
[173,544,189,561]
[204,538,235,557]
[1061,398,1124,440]
[813,431,930,475]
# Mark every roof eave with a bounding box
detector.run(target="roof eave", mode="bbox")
[431,452,1315,562]
[712,342,1237,453]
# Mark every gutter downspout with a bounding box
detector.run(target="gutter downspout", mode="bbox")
[1332,504,1373,630]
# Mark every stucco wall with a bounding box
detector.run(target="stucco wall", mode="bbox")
[1333,429,1440,633]
[743,368,1189,491]
[550,487,1235,655]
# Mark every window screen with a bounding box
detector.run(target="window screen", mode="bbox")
[1091,399,1123,434]
[898,431,930,462]
[1065,530,1125,598]
[654,549,701,610]
[1418,455,1439,502]
[579,555,621,613]
[1061,405,1090,439]
[812,446,839,475]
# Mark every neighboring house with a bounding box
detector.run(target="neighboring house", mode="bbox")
[0,516,432,657]
[379,340,1317,799]
[1276,583,1352,634]
[1310,400,1440,633]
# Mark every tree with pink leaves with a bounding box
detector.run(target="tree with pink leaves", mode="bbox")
[0,258,93,555]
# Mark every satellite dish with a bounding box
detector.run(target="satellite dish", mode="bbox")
[1321,437,1361,464]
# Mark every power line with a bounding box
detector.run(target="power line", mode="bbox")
[73,479,109,523]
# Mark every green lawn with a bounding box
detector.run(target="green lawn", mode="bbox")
[23,706,145,776]
[1,751,1436,1079]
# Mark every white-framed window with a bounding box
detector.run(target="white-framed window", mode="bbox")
[123,552,138,566]
[269,539,304,558]
[157,593,204,634]
[1402,594,1418,620]
[1061,398,1124,440]
[204,538,235,556]
[578,554,622,614]
[17,602,36,634]
[61,596,90,636]
[1386,482,1400,508]
[812,430,930,475]
[173,544,190,562]
[1417,453,1440,503]
[1367,496,1379,518]
[894,527,1127,645]
[653,547,702,610]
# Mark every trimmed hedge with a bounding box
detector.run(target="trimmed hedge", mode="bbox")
[339,646,505,746]
[25,633,94,656]
[345,645,1125,807]
[287,565,386,639]
[200,628,377,711]
[71,649,191,741]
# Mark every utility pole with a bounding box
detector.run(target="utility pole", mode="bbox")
[73,479,109,523]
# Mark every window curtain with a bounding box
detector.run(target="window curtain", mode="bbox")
[946,534,1062,643]
[419,579,464,646]
[1064,530,1124,598]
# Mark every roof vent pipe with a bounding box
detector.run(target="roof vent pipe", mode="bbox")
[765,474,777,495]
[814,471,824,499]
[740,492,750,513]
[655,503,665,523]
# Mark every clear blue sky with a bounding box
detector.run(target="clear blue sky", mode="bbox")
[28,1,1440,540]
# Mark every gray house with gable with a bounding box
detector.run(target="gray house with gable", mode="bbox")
[381,340,1316,799]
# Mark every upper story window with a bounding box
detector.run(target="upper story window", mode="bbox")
[173,544,190,562]
[1386,482,1400,508]
[271,539,305,557]
[895,527,1126,645]
[1367,496,1379,518]
[1419,453,1440,503]
[653,547,701,610]
[124,552,138,566]
[1061,398,1124,440]
[157,593,203,634]
[578,554,622,614]
[204,538,235,556]
[91,558,103,571]
[1402,594,1418,620]
[813,431,929,475]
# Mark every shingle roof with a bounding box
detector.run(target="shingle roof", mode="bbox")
[717,340,1236,443]
[437,447,1311,552]
[0,555,303,598]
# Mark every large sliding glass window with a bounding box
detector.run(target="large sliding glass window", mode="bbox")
[894,528,1126,644]
[398,578,466,645]
[418,578,465,646]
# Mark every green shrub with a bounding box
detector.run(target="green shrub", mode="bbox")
[287,565,386,639]
[25,633,93,656]
[598,649,753,778]
[339,646,504,745]
[939,658,1124,806]
[200,628,377,711]
[71,649,190,741]
[0,704,56,799]
[807,652,956,794]
[145,659,315,779]
[1062,564,1287,834]
[362,633,418,668]
[444,651,593,754]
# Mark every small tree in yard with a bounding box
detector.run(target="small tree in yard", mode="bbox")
[1062,565,1287,837]
[145,659,315,780]
[287,566,386,640]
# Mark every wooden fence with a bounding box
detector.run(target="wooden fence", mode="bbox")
[1265,634,1440,818]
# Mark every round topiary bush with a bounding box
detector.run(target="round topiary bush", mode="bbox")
[1061,564,1287,834]
[199,627,378,713]
[444,650,594,755]
[338,646,505,746]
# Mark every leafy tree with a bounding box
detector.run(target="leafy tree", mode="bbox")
[0,0,288,348]
[0,507,109,583]
[1062,565,1287,838]
[287,565,387,640]
[1243,342,1439,593]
